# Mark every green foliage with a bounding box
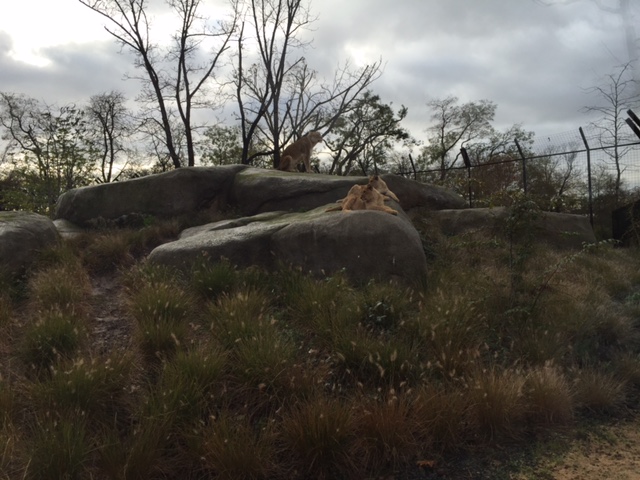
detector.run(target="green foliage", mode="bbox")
[200,125,245,166]
[0,93,95,215]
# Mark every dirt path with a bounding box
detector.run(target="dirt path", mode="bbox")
[544,417,640,480]
[89,272,134,355]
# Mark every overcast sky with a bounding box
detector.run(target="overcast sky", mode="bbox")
[0,0,637,149]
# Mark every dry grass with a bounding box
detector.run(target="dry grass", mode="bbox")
[1,220,640,478]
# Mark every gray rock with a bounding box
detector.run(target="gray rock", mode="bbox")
[54,165,247,226]
[53,219,85,239]
[148,205,427,285]
[432,207,597,249]
[230,168,466,216]
[0,211,59,275]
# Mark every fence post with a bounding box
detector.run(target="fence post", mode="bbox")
[460,147,472,208]
[515,138,527,194]
[578,126,594,227]
[408,154,418,181]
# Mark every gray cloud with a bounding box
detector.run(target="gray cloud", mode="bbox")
[0,0,636,145]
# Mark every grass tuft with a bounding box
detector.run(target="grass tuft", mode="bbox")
[19,310,83,373]
[279,396,356,479]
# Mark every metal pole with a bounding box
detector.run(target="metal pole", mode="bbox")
[460,147,472,208]
[408,154,418,181]
[514,138,527,194]
[579,126,594,227]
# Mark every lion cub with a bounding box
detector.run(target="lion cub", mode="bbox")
[277,131,323,173]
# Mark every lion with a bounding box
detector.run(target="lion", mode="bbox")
[327,175,400,213]
[367,175,400,202]
[326,183,397,215]
[326,184,367,212]
[277,131,323,173]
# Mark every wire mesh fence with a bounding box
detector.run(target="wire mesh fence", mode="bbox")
[394,121,640,240]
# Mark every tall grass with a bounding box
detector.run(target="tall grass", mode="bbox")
[127,281,194,361]
[1,215,640,478]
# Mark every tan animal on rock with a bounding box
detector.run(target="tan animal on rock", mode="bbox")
[326,183,397,215]
[367,175,400,202]
[277,131,323,173]
[327,175,400,213]
[326,184,367,212]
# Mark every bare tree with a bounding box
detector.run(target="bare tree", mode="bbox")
[86,91,134,182]
[584,62,640,202]
[233,0,382,167]
[78,0,237,167]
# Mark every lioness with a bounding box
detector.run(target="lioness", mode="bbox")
[277,131,323,173]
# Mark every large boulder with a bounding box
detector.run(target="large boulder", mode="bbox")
[0,211,59,275]
[432,207,597,249]
[54,166,466,227]
[148,204,427,286]
[54,165,246,226]
[230,168,466,216]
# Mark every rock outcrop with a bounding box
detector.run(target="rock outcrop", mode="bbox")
[148,204,427,285]
[54,165,246,227]
[54,165,466,224]
[0,211,59,275]
[0,165,596,285]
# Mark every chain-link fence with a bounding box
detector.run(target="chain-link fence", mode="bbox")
[395,119,640,240]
